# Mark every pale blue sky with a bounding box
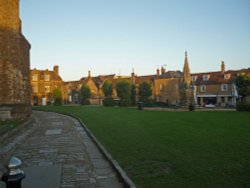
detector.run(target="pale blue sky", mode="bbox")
[20,0,250,80]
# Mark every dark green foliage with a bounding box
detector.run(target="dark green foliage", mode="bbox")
[52,88,62,105]
[103,81,114,106]
[103,97,115,106]
[188,103,195,111]
[236,101,250,111]
[235,74,250,99]
[116,80,131,106]
[138,82,152,104]
[80,84,91,105]
[131,84,137,106]
[235,75,250,111]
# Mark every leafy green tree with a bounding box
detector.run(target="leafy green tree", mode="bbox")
[138,82,152,104]
[80,84,91,105]
[52,88,62,105]
[116,80,131,106]
[235,74,250,100]
[235,74,250,111]
[102,80,114,106]
[103,80,113,97]
[131,83,137,106]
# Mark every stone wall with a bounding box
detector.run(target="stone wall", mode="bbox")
[0,0,31,119]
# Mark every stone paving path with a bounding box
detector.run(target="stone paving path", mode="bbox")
[0,111,125,188]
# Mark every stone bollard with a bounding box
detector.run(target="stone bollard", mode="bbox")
[1,156,25,188]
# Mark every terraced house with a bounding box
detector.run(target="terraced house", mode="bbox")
[30,53,249,107]
[191,62,250,107]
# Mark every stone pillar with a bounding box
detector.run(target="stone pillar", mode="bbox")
[217,96,221,107]
[200,97,204,107]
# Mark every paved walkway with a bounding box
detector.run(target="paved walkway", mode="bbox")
[0,111,125,188]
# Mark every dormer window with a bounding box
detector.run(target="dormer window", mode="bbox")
[191,76,197,81]
[224,74,231,79]
[202,75,210,81]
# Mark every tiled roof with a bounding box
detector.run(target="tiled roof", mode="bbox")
[191,68,250,85]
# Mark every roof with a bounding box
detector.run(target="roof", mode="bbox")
[191,68,250,85]
[31,69,63,81]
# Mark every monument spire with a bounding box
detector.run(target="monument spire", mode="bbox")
[183,51,191,86]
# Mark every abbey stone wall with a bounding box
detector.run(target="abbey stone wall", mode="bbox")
[0,0,31,119]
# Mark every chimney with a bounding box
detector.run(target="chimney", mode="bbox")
[131,68,135,77]
[53,65,59,75]
[161,66,166,75]
[221,61,225,73]
[156,68,160,76]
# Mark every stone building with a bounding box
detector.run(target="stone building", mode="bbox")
[191,62,250,107]
[0,0,31,119]
[30,66,64,105]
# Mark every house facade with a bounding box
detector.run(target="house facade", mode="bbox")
[29,53,249,108]
[30,66,64,105]
[191,62,250,107]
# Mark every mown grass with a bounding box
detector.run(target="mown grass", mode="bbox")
[0,119,24,136]
[33,106,250,188]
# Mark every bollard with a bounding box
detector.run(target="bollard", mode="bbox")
[1,156,25,188]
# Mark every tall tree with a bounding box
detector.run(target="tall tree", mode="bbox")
[116,80,131,106]
[138,82,152,104]
[102,80,114,106]
[235,74,250,100]
[80,84,91,105]
[103,80,113,97]
[52,88,62,105]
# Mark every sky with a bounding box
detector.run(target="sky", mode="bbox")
[20,0,250,81]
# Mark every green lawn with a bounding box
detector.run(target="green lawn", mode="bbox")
[0,119,24,136]
[33,106,250,188]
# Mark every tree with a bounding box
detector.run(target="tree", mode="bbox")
[52,88,62,105]
[138,82,152,104]
[80,84,91,105]
[131,83,137,106]
[235,74,250,111]
[116,80,131,106]
[235,74,250,100]
[102,80,114,106]
[103,80,113,97]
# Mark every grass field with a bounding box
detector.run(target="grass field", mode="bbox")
[33,106,250,188]
[0,119,24,136]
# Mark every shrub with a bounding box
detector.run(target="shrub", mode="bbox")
[236,102,250,111]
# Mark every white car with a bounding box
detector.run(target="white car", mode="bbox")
[205,104,216,108]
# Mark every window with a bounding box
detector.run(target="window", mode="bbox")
[191,76,197,81]
[221,84,228,91]
[44,74,50,81]
[33,85,38,93]
[224,74,231,79]
[200,85,206,92]
[160,84,163,91]
[45,85,50,93]
[202,75,210,81]
[32,74,38,81]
